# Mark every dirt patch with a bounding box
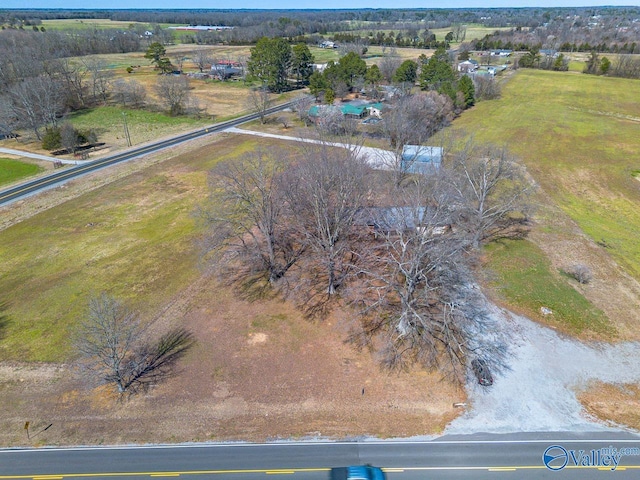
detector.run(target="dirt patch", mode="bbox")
[0,272,463,446]
[578,382,640,431]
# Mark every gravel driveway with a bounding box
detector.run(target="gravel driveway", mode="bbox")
[448,308,640,434]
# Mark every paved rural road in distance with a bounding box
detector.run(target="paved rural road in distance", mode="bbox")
[0,102,292,207]
[2,433,640,480]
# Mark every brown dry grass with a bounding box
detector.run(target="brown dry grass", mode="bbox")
[578,382,640,430]
[86,45,256,119]
[0,273,463,447]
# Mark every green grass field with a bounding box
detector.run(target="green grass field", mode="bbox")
[0,158,44,187]
[41,19,150,31]
[485,239,613,335]
[448,70,640,281]
[0,136,263,362]
[68,107,211,151]
[431,25,513,43]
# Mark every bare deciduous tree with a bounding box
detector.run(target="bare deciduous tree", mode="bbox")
[171,54,186,73]
[74,294,194,394]
[473,75,501,100]
[449,142,534,248]
[291,93,315,125]
[55,58,88,109]
[112,78,146,108]
[314,106,359,139]
[283,143,372,297]
[83,58,114,105]
[199,148,304,285]
[60,121,78,154]
[351,175,508,383]
[247,86,272,124]
[193,49,213,73]
[5,75,64,140]
[156,75,191,116]
[378,53,402,84]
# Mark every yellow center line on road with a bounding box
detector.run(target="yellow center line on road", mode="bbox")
[3,463,639,480]
[0,469,331,480]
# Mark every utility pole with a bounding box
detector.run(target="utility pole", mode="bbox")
[122,112,132,147]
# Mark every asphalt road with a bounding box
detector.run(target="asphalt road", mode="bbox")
[1,433,640,480]
[0,102,291,207]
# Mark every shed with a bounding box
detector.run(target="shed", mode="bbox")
[401,145,443,174]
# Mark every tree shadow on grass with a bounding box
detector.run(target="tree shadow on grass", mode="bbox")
[235,273,280,302]
[0,301,9,341]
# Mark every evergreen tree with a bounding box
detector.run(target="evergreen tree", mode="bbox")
[419,52,456,92]
[145,42,172,72]
[365,64,382,86]
[291,43,315,86]
[458,75,475,108]
[144,42,166,64]
[309,71,330,101]
[337,51,367,89]
[248,37,292,93]
[393,60,418,85]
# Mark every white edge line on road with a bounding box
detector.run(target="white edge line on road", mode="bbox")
[2,437,640,453]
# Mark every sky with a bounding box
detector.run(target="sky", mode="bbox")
[4,1,640,9]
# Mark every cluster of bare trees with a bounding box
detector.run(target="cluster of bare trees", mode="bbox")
[199,138,533,383]
[474,12,640,54]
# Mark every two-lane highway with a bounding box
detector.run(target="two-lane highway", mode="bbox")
[0,103,291,207]
[2,433,640,480]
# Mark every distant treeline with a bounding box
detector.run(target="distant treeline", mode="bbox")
[473,11,640,55]
[2,7,639,54]
[0,28,141,58]
[3,7,640,31]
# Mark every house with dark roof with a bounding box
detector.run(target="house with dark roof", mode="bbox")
[355,206,451,237]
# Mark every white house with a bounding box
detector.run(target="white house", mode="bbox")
[458,60,478,73]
